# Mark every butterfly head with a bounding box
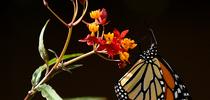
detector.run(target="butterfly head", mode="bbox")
[140,43,158,63]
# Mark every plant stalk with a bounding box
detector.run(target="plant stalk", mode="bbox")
[24,0,89,99]
[24,50,95,100]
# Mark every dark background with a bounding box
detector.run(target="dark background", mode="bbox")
[2,0,210,99]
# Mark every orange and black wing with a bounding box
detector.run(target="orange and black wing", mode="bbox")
[114,44,191,100]
[159,57,191,100]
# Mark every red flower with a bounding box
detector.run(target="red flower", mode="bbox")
[79,34,98,46]
[79,28,137,69]
[113,28,129,40]
[97,40,121,58]
[96,29,130,59]
[97,32,122,58]
[95,8,108,25]
[105,41,121,58]
[100,8,107,20]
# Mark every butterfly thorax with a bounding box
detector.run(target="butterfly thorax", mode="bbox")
[140,43,158,63]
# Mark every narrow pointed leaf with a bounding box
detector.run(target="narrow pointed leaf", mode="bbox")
[39,19,50,65]
[68,64,83,70]
[63,64,83,73]
[37,84,62,100]
[48,53,83,66]
[31,53,83,86]
[31,65,46,86]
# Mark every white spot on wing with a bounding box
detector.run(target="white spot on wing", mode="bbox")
[177,88,181,93]
[160,81,164,85]
[174,91,178,99]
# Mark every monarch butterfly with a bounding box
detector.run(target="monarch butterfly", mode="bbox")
[114,29,191,100]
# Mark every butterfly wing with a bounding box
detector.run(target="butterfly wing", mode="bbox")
[158,58,191,100]
[115,58,166,100]
[114,57,191,100]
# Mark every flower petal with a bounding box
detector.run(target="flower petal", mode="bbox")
[113,28,121,38]
[78,34,90,42]
[119,52,129,62]
[120,29,129,38]
[79,34,98,46]
[90,9,100,19]
[100,8,107,19]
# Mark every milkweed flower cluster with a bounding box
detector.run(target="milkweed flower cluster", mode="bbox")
[79,8,137,68]
[24,0,139,99]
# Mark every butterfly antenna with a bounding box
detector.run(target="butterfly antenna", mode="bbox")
[149,28,158,45]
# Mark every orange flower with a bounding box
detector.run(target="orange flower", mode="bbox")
[88,23,99,36]
[104,32,114,44]
[119,52,129,62]
[90,9,101,19]
[121,38,137,51]
[90,8,108,25]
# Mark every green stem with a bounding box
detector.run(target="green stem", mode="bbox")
[63,50,94,66]
[24,50,95,100]
[24,28,73,100]
[34,27,73,89]
[24,0,89,99]
[56,27,73,66]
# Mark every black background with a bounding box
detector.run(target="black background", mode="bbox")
[2,0,210,99]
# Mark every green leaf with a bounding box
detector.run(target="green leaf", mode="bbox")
[31,53,83,86]
[62,64,83,73]
[39,19,50,65]
[31,65,46,86]
[63,97,107,100]
[48,53,83,66]
[68,64,83,70]
[37,84,62,100]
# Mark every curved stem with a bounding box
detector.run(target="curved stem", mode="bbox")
[24,28,73,100]
[56,28,73,66]
[72,0,88,26]
[24,0,90,99]
[82,20,89,25]
[70,0,78,23]
[36,27,72,88]
[71,0,76,13]
[47,6,69,27]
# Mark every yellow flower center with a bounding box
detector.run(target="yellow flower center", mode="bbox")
[104,32,114,44]
[90,9,101,19]
[119,52,129,62]
[88,23,99,34]
[121,38,137,51]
